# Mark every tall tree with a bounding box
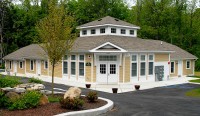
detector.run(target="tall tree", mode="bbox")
[37,1,76,95]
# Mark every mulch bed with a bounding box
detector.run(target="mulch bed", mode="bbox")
[0,95,107,116]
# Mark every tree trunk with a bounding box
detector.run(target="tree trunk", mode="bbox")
[51,60,55,96]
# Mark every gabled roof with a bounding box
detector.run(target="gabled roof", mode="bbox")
[77,16,140,29]
[3,44,48,60]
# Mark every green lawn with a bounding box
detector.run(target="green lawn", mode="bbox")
[185,88,200,98]
[48,95,62,102]
[190,79,200,83]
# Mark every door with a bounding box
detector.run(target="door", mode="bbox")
[98,62,118,84]
[178,60,182,77]
[13,61,17,73]
[36,60,41,76]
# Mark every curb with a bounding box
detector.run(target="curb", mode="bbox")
[55,97,114,116]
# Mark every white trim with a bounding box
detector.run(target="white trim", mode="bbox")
[128,51,174,53]
[170,61,175,74]
[186,60,191,69]
[77,24,140,29]
[89,42,127,53]
[193,60,195,75]
[140,54,146,77]
[148,54,154,76]
[70,55,76,76]
[123,54,125,83]
[130,54,138,78]
[78,54,85,77]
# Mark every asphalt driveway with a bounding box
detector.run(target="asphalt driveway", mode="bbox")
[20,77,200,116]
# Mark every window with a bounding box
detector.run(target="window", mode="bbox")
[140,55,146,76]
[91,29,96,34]
[82,30,87,35]
[99,55,117,61]
[71,55,76,75]
[64,55,68,60]
[148,55,154,75]
[131,55,137,77]
[121,29,126,34]
[63,62,68,74]
[130,30,134,35]
[9,61,12,69]
[19,61,23,69]
[44,61,48,69]
[30,60,34,71]
[100,28,105,33]
[111,28,116,33]
[186,60,191,69]
[79,55,84,76]
[171,62,175,73]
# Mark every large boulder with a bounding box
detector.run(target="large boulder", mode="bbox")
[64,87,81,99]
[5,92,20,102]
[14,88,26,93]
[39,94,49,106]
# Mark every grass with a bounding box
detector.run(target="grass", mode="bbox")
[48,95,62,103]
[28,77,43,84]
[185,88,200,98]
[189,79,200,83]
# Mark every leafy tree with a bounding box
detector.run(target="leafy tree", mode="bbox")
[37,1,76,95]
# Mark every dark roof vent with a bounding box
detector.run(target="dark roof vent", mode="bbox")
[98,19,102,21]
[115,19,119,21]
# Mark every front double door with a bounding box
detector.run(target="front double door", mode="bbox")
[97,62,118,84]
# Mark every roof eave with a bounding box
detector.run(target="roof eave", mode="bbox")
[77,24,140,29]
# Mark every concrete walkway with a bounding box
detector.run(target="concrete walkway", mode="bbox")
[1,72,199,93]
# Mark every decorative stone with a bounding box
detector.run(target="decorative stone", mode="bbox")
[5,92,20,102]
[32,84,45,90]
[39,94,49,105]
[1,87,15,93]
[14,88,26,93]
[64,87,81,99]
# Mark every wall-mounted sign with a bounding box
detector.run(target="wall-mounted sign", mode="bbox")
[86,62,91,66]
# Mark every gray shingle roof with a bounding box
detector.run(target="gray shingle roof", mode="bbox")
[3,35,197,60]
[3,44,48,60]
[78,16,140,28]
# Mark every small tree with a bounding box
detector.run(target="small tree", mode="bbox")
[37,1,76,95]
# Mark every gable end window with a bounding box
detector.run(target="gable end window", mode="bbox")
[111,28,116,33]
[170,62,175,73]
[100,28,105,34]
[82,30,87,35]
[91,29,96,34]
[19,61,23,69]
[121,29,126,34]
[130,30,134,35]
[186,60,191,69]
[30,60,34,71]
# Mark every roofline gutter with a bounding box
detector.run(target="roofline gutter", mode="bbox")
[127,51,175,53]
[171,58,198,60]
[77,24,140,29]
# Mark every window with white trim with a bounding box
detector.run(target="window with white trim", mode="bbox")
[140,55,146,76]
[91,29,96,34]
[63,55,68,74]
[170,62,175,73]
[121,29,126,34]
[82,30,87,35]
[19,61,23,69]
[111,28,116,33]
[186,60,191,69]
[148,55,154,75]
[44,61,48,69]
[130,30,134,35]
[100,28,105,34]
[131,55,137,77]
[79,55,84,76]
[30,60,34,71]
[71,55,76,75]
[9,61,12,69]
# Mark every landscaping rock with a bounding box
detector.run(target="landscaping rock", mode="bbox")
[39,94,49,106]
[1,87,15,93]
[64,87,81,99]
[5,92,20,101]
[14,88,26,93]
[32,84,45,90]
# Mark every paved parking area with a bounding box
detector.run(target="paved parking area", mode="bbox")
[19,77,200,116]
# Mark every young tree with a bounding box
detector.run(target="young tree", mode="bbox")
[37,1,76,95]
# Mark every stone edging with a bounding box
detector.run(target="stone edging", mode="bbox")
[55,96,114,116]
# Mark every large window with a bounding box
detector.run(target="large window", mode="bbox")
[140,55,146,76]
[99,55,117,61]
[186,60,191,69]
[79,55,84,76]
[19,61,23,69]
[71,55,76,75]
[148,55,154,75]
[30,60,34,71]
[111,28,116,33]
[171,62,175,73]
[100,28,105,34]
[63,55,68,74]
[131,55,137,77]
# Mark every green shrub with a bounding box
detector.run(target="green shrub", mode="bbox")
[8,91,42,110]
[86,91,98,102]
[0,76,22,88]
[60,97,84,110]
[28,77,43,84]
[48,95,61,103]
[0,91,9,108]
